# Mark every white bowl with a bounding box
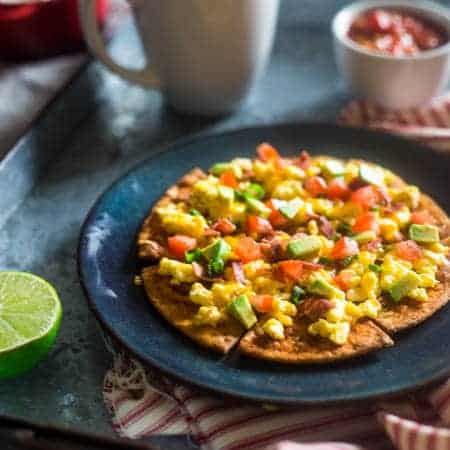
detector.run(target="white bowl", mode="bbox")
[332,0,450,109]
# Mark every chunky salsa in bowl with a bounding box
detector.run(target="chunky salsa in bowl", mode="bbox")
[332,0,450,109]
[348,7,448,56]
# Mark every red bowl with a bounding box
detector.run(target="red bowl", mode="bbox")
[0,0,109,60]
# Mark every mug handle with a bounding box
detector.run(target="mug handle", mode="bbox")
[79,0,161,88]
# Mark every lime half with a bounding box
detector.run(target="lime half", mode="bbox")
[0,272,62,379]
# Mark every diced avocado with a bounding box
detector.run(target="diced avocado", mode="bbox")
[201,239,231,261]
[308,278,337,298]
[359,164,384,186]
[227,295,257,329]
[210,162,230,175]
[388,271,421,302]
[218,185,234,202]
[321,159,345,177]
[246,198,271,218]
[243,183,265,200]
[353,230,377,243]
[279,199,303,219]
[287,236,322,259]
[409,224,439,243]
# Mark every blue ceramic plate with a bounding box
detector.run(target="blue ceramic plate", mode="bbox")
[78,123,450,405]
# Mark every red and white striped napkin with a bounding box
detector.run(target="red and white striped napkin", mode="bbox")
[338,95,450,151]
[103,96,450,450]
[104,354,450,450]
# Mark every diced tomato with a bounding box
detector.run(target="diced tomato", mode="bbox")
[246,215,273,235]
[168,235,197,260]
[327,178,350,200]
[235,237,262,263]
[395,240,423,262]
[367,9,392,33]
[305,176,328,197]
[266,199,289,228]
[219,170,238,188]
[278,260,304,282]
[331,237,359,260]
[352,212,379,234]
[351,185,380,209]
[410,210,436,225]
[213,218,236,235]
[334,271,354,291]
[257,142,281,162]
[250,294,274,313]
[296,150,312,169]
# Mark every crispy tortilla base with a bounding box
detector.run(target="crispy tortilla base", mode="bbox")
[137,168,206,261]
[137,162,449,362]
[238,318,393,364]
[373,193,450,333]
[142,267,244,353]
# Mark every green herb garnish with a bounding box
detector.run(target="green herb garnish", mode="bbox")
[207,259,225,277]
[341,255,357,268]
[290,285,306,305]
[318,256,334,266]
[368,263,382,273]
[337,222,353,236]
[185,248,202,264]
[189,209,203,217]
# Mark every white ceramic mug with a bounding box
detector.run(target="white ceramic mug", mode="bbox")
[79,0,280,115]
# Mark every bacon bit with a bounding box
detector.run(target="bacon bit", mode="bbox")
[300,261,324,270]
[212,218,236,235]
[138,239,166,261]
[318,216,335,239]
[299,298,334,321]
[192,262,204,278]
[377,186,391,206]
[260,237,287,262]
[348,177,368,191]
[192,262,222,282]
[295,150,312,170]
[203,228,221,237]
[231,261,247,284]
[366,239,382,252]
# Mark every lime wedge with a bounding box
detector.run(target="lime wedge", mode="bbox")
[0,272,62,379]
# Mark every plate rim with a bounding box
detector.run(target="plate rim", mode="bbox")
[78,121,450,405]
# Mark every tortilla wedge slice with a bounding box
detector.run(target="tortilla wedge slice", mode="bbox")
[238,317,393,364]
[141,267,245,353]
[373,193,450,334]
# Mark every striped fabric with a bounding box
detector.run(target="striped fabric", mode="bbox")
[104,98,450,449]
[104,354,450,450]
[338,95,450,151]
